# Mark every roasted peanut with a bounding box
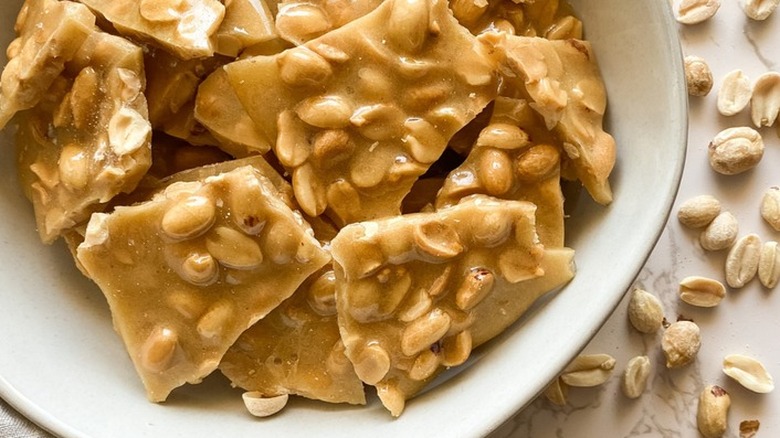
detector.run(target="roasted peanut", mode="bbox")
[679,276,726,307]
[242,392,289,417]
[708,127,764,175]
[751,72,780,127]
[622,355,651,399]
[677,195,721,228]
[627,288,665,333]
[740,419,761,438]
[140,326,179,373]
[684,56,714,97]
[560,354,616,387]
[725,234,761,288]
[758,241,780,288]
[677,0,721,24]
[662,320,701,368]
[161,195,216,241]
[760,186,780,231]
[722,354,775,393]
[543,377,568,406]
[700,211,738,251]
[717,70,752,116]
[697,385,730,438]
[740,0,779,19]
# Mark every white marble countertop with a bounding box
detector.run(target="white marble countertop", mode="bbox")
[496,3,780,437]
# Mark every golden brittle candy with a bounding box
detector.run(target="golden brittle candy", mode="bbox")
[77,166,331,402]
[437,96,565,247]
[124,154,293,215]
[469,246,574,346]
[142,49,227,147]
[451,0,582,40]
[331,195,574,416]
[155,155,293,206]
[145,153,340,244]
[0,0,95,129]
[220,268,366,405]
[144,49,223,130]
[16,31,151,244]
[274,0,382,45]
[214,0,276,57]
[225,0,498,225]
[194,69,271,158]
[79,0,225,60]
[499,35,616,205]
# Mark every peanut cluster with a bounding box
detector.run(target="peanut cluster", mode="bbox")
[0,0,616,418]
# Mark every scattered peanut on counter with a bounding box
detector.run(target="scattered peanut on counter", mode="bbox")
[685,55,714,97]
[679,276,726,307]
[697,385,731,438]
[676,0,721,25]
[662,320,702,369]
[722,354,775,394]
[627,288,665,334]
[717,69,752,116]
[708,127,764,175]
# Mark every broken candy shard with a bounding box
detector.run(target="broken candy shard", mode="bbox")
[331,195,573,416]
[78,0,225,60]
[16,31,151,244]
[214,0,276,57]
[225,0,498,225]
[220,268,366,405]
[436,96,566,247]
[0,0,96,130]
[194,68,271,158]
[498,35,616,205]
[77,166,330,402]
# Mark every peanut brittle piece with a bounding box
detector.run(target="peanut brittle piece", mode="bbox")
[16,31,151,243]
[469,246,574,346]
[148,154,345,246]
[332,195,574,416]
[274,0,382,45]
[142,49,227,147]
[499,35,616,205]
[215,0,276,57]
[226,0,498,225]
[0,0,95,129]
[79,0,225,60]
[144,49,223,130]
[154,155,293,205]
[119,154,292,225]
[451,0,582,40]
[437,96,565,247]
[77,166,331,402]
[220,268,366,405]
[194,69,271,158]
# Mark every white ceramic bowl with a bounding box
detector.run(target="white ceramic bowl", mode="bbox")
[0,1,686,437]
